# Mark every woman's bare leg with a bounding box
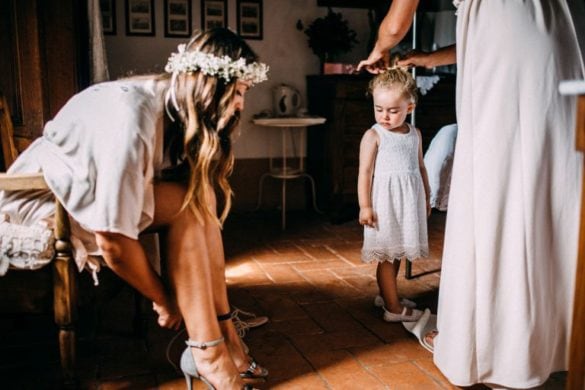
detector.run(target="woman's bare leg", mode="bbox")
[151,182,243,389]
[201,217,265,376]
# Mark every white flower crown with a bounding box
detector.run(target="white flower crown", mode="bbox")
[164,43,269,121]
[164,43,269,84]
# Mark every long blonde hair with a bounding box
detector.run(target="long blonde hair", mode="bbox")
[166,29,258,226]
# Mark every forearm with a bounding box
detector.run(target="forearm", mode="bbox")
[376,0,419,53]
[426,44,456,67]
[358,172,373,209]
[397,45,457,69]
[97,233,168,305]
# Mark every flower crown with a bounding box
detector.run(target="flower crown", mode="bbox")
[165,43,269,84]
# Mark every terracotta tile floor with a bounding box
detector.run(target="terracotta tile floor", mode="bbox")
[0,211,567,389]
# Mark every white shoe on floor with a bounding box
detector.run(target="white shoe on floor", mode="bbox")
[374,295,417,309]
[232,307,269,338]
[383,306,423,322]
[402,308,436,353]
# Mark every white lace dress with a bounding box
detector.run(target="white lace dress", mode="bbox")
[361,123,428,263]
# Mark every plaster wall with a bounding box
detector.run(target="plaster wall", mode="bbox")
[105,0,372,159]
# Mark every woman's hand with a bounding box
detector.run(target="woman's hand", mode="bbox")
[396,50,433,69]
[153,300,183,330]
[359,207,377,227]
[357,47,391,74]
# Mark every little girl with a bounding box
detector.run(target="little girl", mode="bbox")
[358,67,431,322]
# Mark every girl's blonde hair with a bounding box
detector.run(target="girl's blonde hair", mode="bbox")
[368,66,418,104]
[166,28,258,226]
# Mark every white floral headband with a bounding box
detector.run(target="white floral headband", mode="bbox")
[164,43,269,120]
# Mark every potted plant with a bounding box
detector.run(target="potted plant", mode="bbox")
[304,8,358,73]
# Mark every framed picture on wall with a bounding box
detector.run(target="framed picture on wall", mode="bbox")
[125,0,155,36]
[237,0,263,40]
[164,0,192,37]
[100,0,117,35]
[201,0,227,30]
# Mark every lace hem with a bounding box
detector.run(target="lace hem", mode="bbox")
[361,248,429,263]
[417,75,440,95]
[0,216,55,276]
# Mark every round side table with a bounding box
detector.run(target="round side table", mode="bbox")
[253,116,326,229]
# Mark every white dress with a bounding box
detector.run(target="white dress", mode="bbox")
[0,79,166,273]
[434,0,585,388]
[361,123,428,263]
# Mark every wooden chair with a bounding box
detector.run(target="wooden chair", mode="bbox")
[0,94,78,386]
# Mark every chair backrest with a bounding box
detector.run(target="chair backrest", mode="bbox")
[0,95,19,170]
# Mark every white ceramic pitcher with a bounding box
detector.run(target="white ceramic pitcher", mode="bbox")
[272,84,301,117]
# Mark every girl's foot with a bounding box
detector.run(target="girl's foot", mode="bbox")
[152,301,182,330]
[374,295,417,309]
[383,306,423,322]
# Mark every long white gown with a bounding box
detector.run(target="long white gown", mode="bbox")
[434,0,585,388]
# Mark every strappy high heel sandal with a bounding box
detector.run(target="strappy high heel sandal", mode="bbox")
[180,337,225,390]
[218,311,269,382]
[179,336,257,390]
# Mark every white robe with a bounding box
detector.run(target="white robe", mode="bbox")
[0,79,165,273]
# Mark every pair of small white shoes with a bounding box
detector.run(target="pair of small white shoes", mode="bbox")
[373,295,423,322]
[374,295,437,352]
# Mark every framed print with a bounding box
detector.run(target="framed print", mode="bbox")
[201,0,227,30]
[237,0,263,40]
[100,0,117,35]
[164,0,192,37]
[125,0,155,36]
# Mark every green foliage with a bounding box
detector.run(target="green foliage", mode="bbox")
[304,8,358,62]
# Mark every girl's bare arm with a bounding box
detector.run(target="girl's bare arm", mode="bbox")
[358,129,379,226]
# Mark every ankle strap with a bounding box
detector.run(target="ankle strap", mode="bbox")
[217,311,233,321]
[185,337,225,350]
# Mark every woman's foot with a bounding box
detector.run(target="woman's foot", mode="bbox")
[188,341,245,390]
[152,300,182,330]
[423,330,438,351]
[220,319,268,381]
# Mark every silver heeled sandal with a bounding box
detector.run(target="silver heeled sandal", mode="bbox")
[217,311,269,382]
[180,337,225,390]
[180,337,257,390]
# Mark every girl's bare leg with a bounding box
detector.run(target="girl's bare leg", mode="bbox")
[151,182,243,389]
[376,260,414,315]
